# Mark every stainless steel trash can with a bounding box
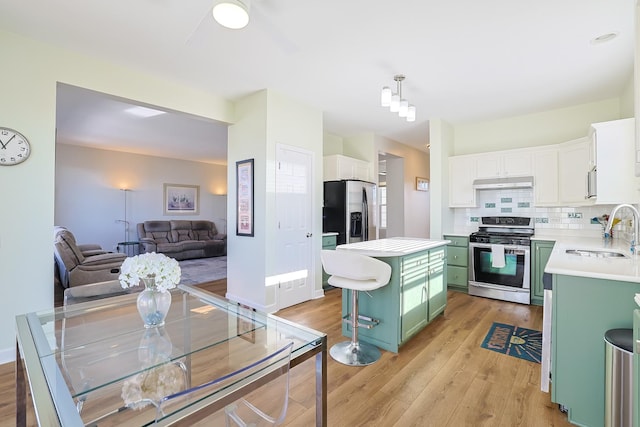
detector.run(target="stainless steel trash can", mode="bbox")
[604,328,633,427]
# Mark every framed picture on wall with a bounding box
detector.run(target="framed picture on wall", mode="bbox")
[416,177,429,192]
[164,183,200,215]
[236,158,254,236]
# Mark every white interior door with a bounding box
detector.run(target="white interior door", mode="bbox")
[275,144,313,309]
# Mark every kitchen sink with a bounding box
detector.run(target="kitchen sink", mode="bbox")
[565,249,629,258]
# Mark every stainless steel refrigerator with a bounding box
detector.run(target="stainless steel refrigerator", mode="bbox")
[322,179,377,245]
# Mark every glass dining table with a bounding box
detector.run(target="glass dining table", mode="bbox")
[15,284,327,426]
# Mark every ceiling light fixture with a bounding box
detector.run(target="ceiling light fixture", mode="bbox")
[381,75,416,122]
[124,106,167,118]
[212,0,250,30]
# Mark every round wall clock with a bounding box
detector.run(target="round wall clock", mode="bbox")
[0,127,31,166]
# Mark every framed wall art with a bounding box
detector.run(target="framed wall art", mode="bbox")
[236,158,254,236]
[164,183,200,215]
[416,177,429,192]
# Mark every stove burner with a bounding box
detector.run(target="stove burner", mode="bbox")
[469,233,532,246]
[470,216,534,246]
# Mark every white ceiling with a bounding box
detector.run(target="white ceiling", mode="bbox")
[55,84,229,164]
[1,0,635,164]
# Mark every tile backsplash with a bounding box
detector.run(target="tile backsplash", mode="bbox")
[452,188,632,238]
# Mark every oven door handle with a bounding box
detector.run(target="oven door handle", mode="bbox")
[469,281,528,293]
[469,243,529,254]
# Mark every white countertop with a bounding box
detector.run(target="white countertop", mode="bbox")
[442,231,471,237]
[322,232,338,236]
[336,237,450,257]
[544,236,640,283]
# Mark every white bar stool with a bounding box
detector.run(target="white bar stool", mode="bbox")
[320,250,392,366]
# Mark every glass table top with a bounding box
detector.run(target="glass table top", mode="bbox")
[18,284,326,426]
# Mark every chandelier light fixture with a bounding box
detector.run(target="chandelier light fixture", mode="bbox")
[381,74,416,122]
[212,0,250,29]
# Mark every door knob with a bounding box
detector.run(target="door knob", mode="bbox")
[306,233,313,238]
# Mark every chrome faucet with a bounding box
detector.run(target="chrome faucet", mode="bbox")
[605,204,640,254]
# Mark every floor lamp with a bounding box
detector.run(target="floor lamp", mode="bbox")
[120,188,131,243]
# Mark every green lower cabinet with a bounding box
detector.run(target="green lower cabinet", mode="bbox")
[447,265,468,289]
[443,235,468,292]
[552,274,640,426]
[342,257,402,352]
[400,252,429,341]
[342,246,447,353]
[634,310,640,427]
[530,240,554,306]
[428,249,446,321]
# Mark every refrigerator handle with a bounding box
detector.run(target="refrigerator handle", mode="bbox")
[362,188,368,241]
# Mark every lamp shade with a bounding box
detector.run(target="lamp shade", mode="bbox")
[398,99,409,117]
[380,87,392,107]
[389,94,400,112]
[406,105,416,122]
[213,0,250,29]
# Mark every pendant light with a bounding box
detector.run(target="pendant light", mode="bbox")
[380,75,416,122]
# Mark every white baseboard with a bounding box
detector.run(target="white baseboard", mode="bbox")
[0,347,15,365]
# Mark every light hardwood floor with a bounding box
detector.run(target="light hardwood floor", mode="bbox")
[6,283,572,426]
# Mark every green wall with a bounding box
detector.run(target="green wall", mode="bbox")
[226,89,324,312]
[0,29,233,360]
[453,97,625,155]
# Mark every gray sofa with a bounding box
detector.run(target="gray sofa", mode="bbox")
[137,220,226,260]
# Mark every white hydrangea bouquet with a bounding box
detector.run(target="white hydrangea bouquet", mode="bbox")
[119,252,181,292]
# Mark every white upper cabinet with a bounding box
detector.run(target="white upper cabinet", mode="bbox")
[533,148,559,206]
[447,118,637,208]
[590,118,638,204]
[449,155,477,207]
[633,2,640,177]
[587,132,597,172]
[475,151,533,179]
[558,137,590,205]
[323,154,372,182]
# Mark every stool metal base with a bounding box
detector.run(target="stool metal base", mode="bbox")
[330,341,381,366]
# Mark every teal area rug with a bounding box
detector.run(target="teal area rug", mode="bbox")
[179,256,227,285]
[481,322,542,363]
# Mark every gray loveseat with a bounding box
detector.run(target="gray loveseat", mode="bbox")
[54,226,127,288]
[137,220,226,261]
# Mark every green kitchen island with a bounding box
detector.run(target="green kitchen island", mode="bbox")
[335,237,450,353]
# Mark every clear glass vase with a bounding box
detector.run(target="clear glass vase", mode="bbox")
[137,278,172,328]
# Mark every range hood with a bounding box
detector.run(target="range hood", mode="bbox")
[472,176,534,189]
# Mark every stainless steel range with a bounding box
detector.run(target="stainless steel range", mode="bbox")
[468,216,534,304]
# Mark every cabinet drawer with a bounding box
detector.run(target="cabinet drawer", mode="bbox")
[429,248,446,263]
[447,266,468,287]
[322,235,337,248]
[447,246,468,267]
[401,253,429,275]
[444,235,469,247]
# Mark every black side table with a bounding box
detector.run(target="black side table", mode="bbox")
[117,241,139,257]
